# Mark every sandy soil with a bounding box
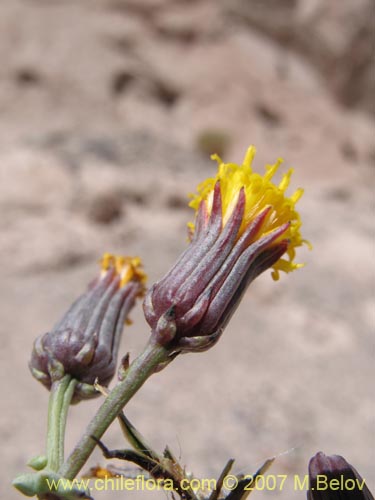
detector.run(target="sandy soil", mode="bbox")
[1,1,374,499]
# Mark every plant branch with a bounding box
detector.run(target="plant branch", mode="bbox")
[59,340,170,479]
[46,375,77,471]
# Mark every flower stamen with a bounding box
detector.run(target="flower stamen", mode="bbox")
[189,145,310,280]
[101,253,147,291]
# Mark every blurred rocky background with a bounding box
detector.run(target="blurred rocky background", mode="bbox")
[1,1,374,499]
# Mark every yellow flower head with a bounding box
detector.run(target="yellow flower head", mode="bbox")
[101,252,147,293]
[189,145,310,280]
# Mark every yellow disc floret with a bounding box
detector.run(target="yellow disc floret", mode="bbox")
[100,252,147,292]
[189,145,310,280]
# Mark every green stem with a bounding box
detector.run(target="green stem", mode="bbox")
[59,340,169,479]
[47,375,77,471]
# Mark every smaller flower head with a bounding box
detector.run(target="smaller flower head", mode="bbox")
[144,146,309,353]
[29,253,146,402]
[307,451,373,500]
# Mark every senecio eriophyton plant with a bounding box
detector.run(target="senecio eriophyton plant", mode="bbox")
[30,254,146,402]
[144,146,307,352]
[14,145,315,500]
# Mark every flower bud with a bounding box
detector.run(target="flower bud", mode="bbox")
[29,253,146,401]
[307,451,374,499]
[144,146,309,353]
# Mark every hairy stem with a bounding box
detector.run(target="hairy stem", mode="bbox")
[59,340,169,479]
[47,375,77,471]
